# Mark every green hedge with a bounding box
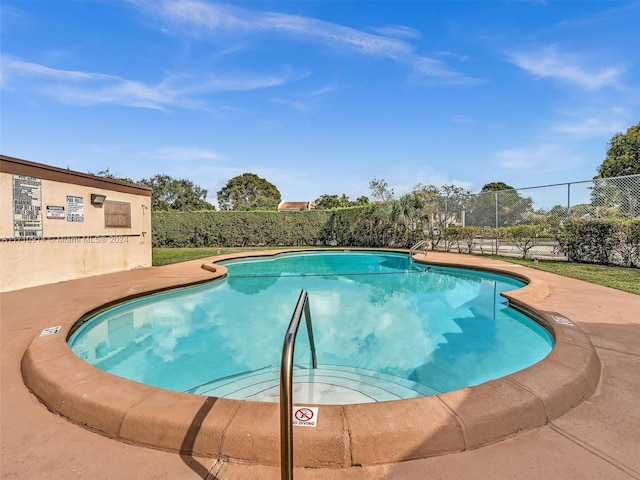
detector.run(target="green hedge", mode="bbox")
[152,210,640,266]
[556,218,640,266]
[152,210,333,247]
[152,205,424,249]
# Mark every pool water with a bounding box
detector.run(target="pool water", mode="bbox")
[69,251,553,403]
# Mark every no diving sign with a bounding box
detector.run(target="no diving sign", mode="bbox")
[293,406,318,427]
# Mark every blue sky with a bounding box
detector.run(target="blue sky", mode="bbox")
[2,1,639,207]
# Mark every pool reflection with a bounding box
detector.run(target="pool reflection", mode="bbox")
[69,253,552,398]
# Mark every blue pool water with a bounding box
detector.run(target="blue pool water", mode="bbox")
[69,251,553,403]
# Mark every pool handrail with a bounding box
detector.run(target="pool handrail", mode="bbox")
[410,240,428,261]
[280,289,317,480]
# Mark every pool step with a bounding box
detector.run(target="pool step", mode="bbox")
[186,364,440,404]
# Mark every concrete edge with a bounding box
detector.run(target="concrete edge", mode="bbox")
[20,249,602,468]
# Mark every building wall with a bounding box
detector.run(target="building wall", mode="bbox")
[1,155,152,292]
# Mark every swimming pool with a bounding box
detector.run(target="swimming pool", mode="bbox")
[23,250,601,467]
[69,251,553,404]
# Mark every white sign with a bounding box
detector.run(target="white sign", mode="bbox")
[40,326,61,337]
[293,406,318,427]
[46,205,65,219]
[551,314,574,326]
[66,196,84,222]
[13,175,43,237]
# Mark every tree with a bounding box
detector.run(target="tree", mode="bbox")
[465,182,534,227]
[369,177,394,201]
[440,184,472,227]
[139,174,214,211]
[596,121,640,178]
[314,194,351,210]
[410,183,440,232]
[591,122,640,218]
[505,224,547,258]
[406,183,472,249]
[480,181,512,192]
[217,173,281,211]
[395,191,426,235]
[314,194,369,209]
[92,169,213,211]
[90,168,136,184]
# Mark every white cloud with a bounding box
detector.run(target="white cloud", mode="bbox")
[270,97,308,112]
[410,57,476,85]
[507,45,624,89]
[551,105,631,139]
[3,0,478,110]
[434,51,469,63]
[133,0,475,84]
[1,55,301,110]
[139,0,412,59]
[553,117,626,138]
[310,82,340,97]
[2,56,115,82]
[270,81,341,112]
[370,24,422,40]
[496,149,536,169]
[494,144,564,170]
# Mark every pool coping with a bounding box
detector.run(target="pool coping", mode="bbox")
[20,249,601,468]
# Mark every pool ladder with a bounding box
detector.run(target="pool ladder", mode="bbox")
[410,240,428,262]
[280,290,317,480]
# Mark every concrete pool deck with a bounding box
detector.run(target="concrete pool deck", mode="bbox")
[2,251,639,479]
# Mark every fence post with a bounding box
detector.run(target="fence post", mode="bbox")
[494,192,499,255]
[444,195,449,251]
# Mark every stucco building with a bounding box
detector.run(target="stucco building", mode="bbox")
[0,155,152,292]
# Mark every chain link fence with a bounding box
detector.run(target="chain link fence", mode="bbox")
[430,174,640,260]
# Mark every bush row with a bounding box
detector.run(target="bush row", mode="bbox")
[152,210,332,247]
[152,210,640,266]
[556,218,640,267]
[151,206,422,249]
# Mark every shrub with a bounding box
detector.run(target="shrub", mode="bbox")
[445,226,482,253]
[556,219,623,264]
[616,220,640,267]
[505,224,549,259]
[151,205,419,249]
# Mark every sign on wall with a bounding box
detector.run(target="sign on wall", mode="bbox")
[292,406,318,427]
[66,195,84,222]
[13,175,43,238]
[46,205,65,219]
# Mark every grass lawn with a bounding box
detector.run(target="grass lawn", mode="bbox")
[152,247,640,295]
[152,246,307,266]
[491,256,640,295]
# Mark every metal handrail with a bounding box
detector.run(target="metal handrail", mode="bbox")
[410,240,428,261]
[280,290,317,480]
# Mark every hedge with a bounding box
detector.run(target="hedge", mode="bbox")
[152,209,640,267]
[152,210,333,248]
[556,218,640,267]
